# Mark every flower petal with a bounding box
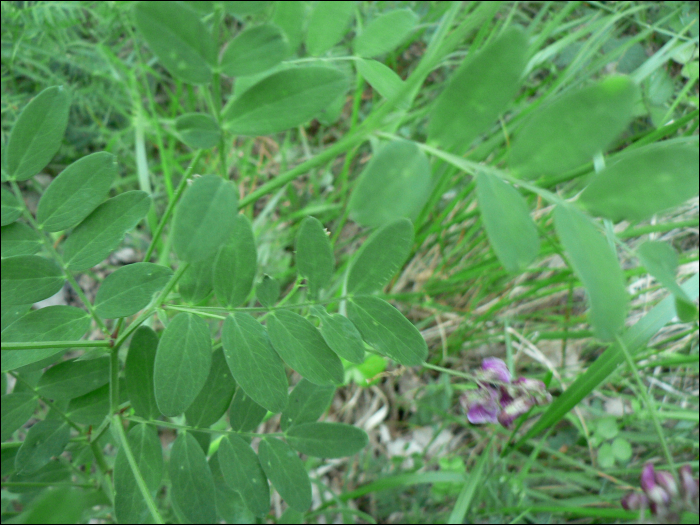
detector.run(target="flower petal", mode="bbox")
[482,357,511,383]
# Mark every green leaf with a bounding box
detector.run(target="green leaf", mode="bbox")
[428,28,527,154]
[36,152,117,232]
[221,24,288,77]
[133,1,216,84]
[125,326,160,419]
[0,304,30,333]
[280,379,335,431]
[179,255,215,304]
[636,241,697,322]
[295,216,334,298]
[611,437,632,462]
[12,487,86,525]
[229,386,267,432]
[285,422,368,458]
[510,76,639,178]
[222,313,288,413]
[7,460,70,493]
[172,175,238,263]
[218,434,270,517]
[1,255,64,305]
[1,306,91,372]
[271,1,304,53]
[256,275,280,308]
[353,8,418,57]
[94,263,173,319]
[267,310,344,386]
[554,204,628,341]
[348,141,431,228]
[37,357,109,400]
[185,348,236,428]
[346,218,413,295]
[6,86,70,181]
[306,1,355,56]
[154,313,212,417]
[355,58,408,109]
[347,296,427,366]
[63,191,151,271]
[1,222,42,257]
[258,437,311,512]
[1,187,23,226]
[66,384,110,425]
[209,451,257,523]
[175,113,221,149]
[578,142,699,222]
[214,214,257,308]
[223,1,271,16]
[311,305,365,363]
[15,419,71,475]
[114,424,163,525]
[169,432,217,524]
[475,172,539,273]
[1,393,38,442]
[222,66,349,135]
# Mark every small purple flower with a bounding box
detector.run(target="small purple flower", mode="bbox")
[460,358,551,429]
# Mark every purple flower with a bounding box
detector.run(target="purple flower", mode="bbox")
[460,358,551,429]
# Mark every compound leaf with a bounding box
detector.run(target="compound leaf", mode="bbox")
[1,223,42,257]
[306,2,355,56]
[229,387,267,432]
[15,419,70,475]
[1,187,23,226]
[311,305,365,363]
[1,393,38,442]
[37,357,109,400]
[175,113,221,149]
[280,378,335,431]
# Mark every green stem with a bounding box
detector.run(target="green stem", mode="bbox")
[1,340,111,351]
[90,438,115,504]
[123,416,284,438]
[10,372,82,432]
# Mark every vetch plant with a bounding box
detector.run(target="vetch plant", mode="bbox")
[1,2,698,523]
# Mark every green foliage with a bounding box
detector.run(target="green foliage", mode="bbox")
[285,422,369,458]
[354,8,418,58]
[220,24,288,77]
[258,437,312,512]
[168,432,217,523]
[213,215,257,308]
[218,435,270,517]
[175,113,221,150]
[295,216,334,297]
[94,263,173,319]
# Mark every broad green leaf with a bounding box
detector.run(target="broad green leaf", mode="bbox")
[267,310,344,386]
[114,424,163,525]
[222,66,349,135]
[6,86,70,181]
[1,222,41,257]
[280,378,335,431]
[7,460,70,493]
[637,241,697,322]
[355,58,408,109]
[579,142,699,222]
[11,487,86,525]
[223,1,271,16]
[175,113,221,149]
[348,296,428,366]
[295,216,334,297]
[172,175,238,263]
[349,140,431,228]
[1,306,91,372]
[306,1,355,56]
[63,191,151,271]
[476,172,539,273]
[229,387,267,432]
[554,204,627,340]
[15,419,70,474]
[218,435,270,517]
[345,218,413,295]
[125,326,160,419]
[221,24,288,77]
[516,273,699,449]
[256,275,280,308]
[428,28,527,154]
[154,313,212,416]
[353,8,418,57]
[133,1,216,84]
[1,187,23,226]
[209,451,257,523]
[66,384,110,425]
[214,214,257,308]
[285,422,368,458]
[258,437,311,512]
[1,393,37,441]
[222,313,288,413]
[0,304,30,333]
[271,1,304,53]
[510,76,639,178]
[1,255,64,305]
[179,255,215,303]
[36,152,117,232]
[94,263,173,319]
[185,348,236,428]
[37,357,109,400]
[311,305,365,363]
[169,432,217,524]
